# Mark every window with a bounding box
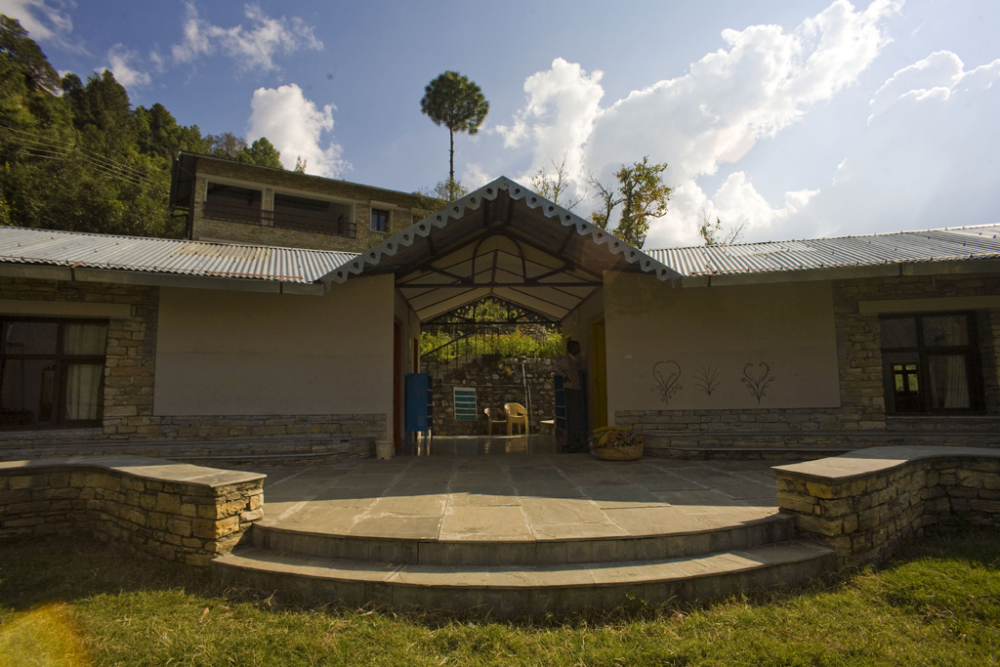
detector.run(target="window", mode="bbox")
[0,319,108,428]
[371,208,390,233]
[880,312,983,414]
[273,193,355,237]
[203,183,263,225]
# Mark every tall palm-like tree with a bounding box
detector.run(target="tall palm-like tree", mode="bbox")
[420,71,489,201]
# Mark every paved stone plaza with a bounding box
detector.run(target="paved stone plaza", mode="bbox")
[258,438,785,542]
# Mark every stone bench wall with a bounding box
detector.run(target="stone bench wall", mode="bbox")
[0,457,265,567]
[774,446,1000,568]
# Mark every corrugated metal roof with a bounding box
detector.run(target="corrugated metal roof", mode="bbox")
[0,227,357,284]
[646,224,1000,277]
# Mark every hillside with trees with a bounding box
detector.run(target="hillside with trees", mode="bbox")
[0,15,284,239]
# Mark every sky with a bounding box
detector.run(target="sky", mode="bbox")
[2,0,998,248]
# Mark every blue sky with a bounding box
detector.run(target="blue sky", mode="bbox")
[2,0,998,247]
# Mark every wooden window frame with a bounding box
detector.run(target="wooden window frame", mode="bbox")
[371,208,390,233]
[880,311,984,415]
[0,317,108,429]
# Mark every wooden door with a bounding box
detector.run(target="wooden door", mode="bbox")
[393,318,403,452]
[589,317,608,429]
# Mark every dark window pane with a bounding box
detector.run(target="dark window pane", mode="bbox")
[274,193,330,214]
[205,184,261,208]
[3,322,58,355]
[880,317,917,348]
[371,208,389,232]
[922,315,969,347]
[65,363,103,420]
[927,354,970,409]
[1,359,57,425]
[64,323,108,355]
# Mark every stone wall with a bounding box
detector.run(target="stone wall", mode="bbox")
[774,446,1000,568]
[0,277,159,438]
[0,456,265,567]
[618,273,1000,455]
[0,277,382,462]
[423,357,556,435]
[189,158,434,253]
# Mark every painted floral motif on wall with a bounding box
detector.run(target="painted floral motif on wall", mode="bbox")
[652,361,682,406]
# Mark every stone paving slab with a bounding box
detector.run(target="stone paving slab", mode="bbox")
[258,455,787,542]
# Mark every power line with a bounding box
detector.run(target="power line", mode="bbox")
[0,124,151,185]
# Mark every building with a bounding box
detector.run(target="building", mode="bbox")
[170,151,437,252]
[1,171,999,463]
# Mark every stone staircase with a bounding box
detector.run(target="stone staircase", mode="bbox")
[212,513,834,616]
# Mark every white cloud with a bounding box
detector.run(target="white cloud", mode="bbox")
[502,0,901,246]
[247,84,349,178]
[148,50,166,73]
[172,3,322,72]
[495,58,604,187]
[105,44,151,87]
[461,163,491,190]
[0,0,72,41]
[656,174,819,247]
[784,51,1000,239]
[869,51,963,120]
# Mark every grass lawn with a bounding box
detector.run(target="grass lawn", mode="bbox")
[1,528,998,666]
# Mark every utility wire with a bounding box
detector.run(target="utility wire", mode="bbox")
[0,124,151,185]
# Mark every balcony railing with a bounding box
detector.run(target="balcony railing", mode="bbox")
[272,208,356,238]
[202,201,265,226]
[201,203,357,239]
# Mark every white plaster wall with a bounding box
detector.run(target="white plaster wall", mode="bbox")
[603,272,841,419]
[154,275,394,417]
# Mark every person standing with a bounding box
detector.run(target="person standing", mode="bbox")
[555,340,587,453]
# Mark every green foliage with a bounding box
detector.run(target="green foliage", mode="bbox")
[0,15,284,239]
[206,132,284,169]
[0,15,60,94]
[589,156,670,248]
[421,329,563,362]
[420,71,489,186]
[420,299,562,362]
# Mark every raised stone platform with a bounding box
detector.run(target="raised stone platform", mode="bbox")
[213,455,834,615]
[0,456,264,566]
[775,445,1000,567]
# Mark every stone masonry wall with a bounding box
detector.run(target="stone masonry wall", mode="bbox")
[423,357,556,436]
[619,273,1000,455]
[0,277,382,461]
[775,448,1000,568]
[0,457,265,567]
[190,158,434,253]
[0,277,159,436]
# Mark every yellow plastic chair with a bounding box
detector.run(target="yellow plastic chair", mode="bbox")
[484,408,507,436]
[504,402,528,435]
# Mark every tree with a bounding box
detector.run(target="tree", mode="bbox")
[420,71,488,201]
[698,209,747,246]
[0,16,60,94]
[531,155,584,210]
[242,137,283,169]
[588,157,670,248]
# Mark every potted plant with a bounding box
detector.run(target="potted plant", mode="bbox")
[592,426,644,461]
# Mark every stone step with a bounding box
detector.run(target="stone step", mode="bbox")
[250,513,796,566]
[212,540,834,615]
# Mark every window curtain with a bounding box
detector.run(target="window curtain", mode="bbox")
[63,324,107,421]
[929,355,970,409]
[65,364,103,420]
[64,323,107,355]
